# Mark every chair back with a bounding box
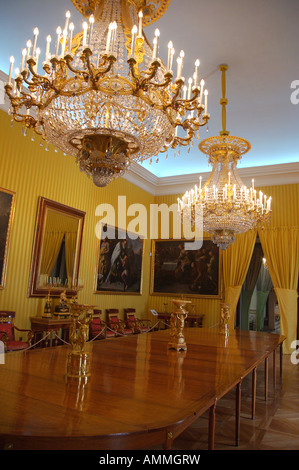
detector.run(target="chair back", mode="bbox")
[0,311,15,340]
[93,309,102,320]
[124,308,136,320]
[106,309,120,323]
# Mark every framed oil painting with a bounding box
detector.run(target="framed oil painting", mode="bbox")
[95,224,144,294]
[150,238,221,298]
[0,187,16,289]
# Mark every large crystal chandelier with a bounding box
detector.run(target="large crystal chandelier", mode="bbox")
[5,0,210,187]
[178,64,271,250]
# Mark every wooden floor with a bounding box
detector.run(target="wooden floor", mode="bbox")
[146,354,299,451]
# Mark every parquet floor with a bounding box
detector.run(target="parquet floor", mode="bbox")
[146,354,299,451]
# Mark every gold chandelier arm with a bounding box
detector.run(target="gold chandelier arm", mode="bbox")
[64,54,90,77]
[26,59,51,85]
[19,69,40,89]
[5,82,43,118]
[81,48,94,76]
[176,113,209,132]
[175,89,201,111]
[127,56,163,92]
[94,55,117,81]
[139,60,162,85]
[219,64,229,136]
[63,51,116,87]
[81,49,116,82]
[161,78,185,110]
[147,71,173,89]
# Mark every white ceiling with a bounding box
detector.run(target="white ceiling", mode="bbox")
[1,0,298,179]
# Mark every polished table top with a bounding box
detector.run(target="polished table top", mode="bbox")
[0,328,285,450]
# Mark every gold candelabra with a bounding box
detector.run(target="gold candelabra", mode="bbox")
[219,302,230,334]
[66,301,95,379]
[168,299,192,352]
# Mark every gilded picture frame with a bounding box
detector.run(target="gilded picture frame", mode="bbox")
[0,187,16,289]
[29,197,86,297]
[94,224,144,295]
[150,238,221,298]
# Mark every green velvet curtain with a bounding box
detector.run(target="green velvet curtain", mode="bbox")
[256,263,273,331]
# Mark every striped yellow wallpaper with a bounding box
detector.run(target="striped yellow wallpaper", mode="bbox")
[256,183,299,228]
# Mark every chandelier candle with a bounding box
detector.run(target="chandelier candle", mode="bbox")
[5,0,210,187]
[32,28,39,58]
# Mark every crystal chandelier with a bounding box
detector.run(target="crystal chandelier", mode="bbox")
[178,64,271,250]
[4,0,210,187]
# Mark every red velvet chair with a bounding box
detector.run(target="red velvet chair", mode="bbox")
[106,309,133,336]
[90,309,116,340]
[124,308,151,334]
[0,311,33,352]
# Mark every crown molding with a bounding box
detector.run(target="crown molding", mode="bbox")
[1,69,298,197]
[122,161,299,195]
[0,70,10,114]
[121,161,159,195]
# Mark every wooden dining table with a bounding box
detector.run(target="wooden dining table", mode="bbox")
[0,327,285,451]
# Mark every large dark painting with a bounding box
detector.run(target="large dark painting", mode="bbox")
[151,239,221,297]
[0,188,16,289]
[95,225,144,294]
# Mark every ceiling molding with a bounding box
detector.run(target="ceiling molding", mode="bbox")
[123,161,299,196]
[122,161,159,195]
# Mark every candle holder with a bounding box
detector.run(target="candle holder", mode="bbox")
[42,287,52,318]
[168,299,192,352]
[219,302,230,334]
[66,303,95,379]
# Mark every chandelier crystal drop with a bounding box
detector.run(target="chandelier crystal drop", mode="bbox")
[5,0,210,187]
[178,64,271,250]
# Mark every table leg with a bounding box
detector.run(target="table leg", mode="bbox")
[280,344,283,378]
[45,331,50,348]
[273,349,276,389]
[163,431,173,450]
[208,403,216,450]
[54,329,59,346]
[236,382,241,446]
[252,367,257,419]
[264,356,269,401]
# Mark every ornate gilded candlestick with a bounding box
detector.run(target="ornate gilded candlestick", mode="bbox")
[219,302,230,335]
[66,302,95,379]
[42,287,52,318]
[168,299,192,351]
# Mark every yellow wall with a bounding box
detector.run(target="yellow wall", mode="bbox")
[256,183,299,228]
[0,110,154,330]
